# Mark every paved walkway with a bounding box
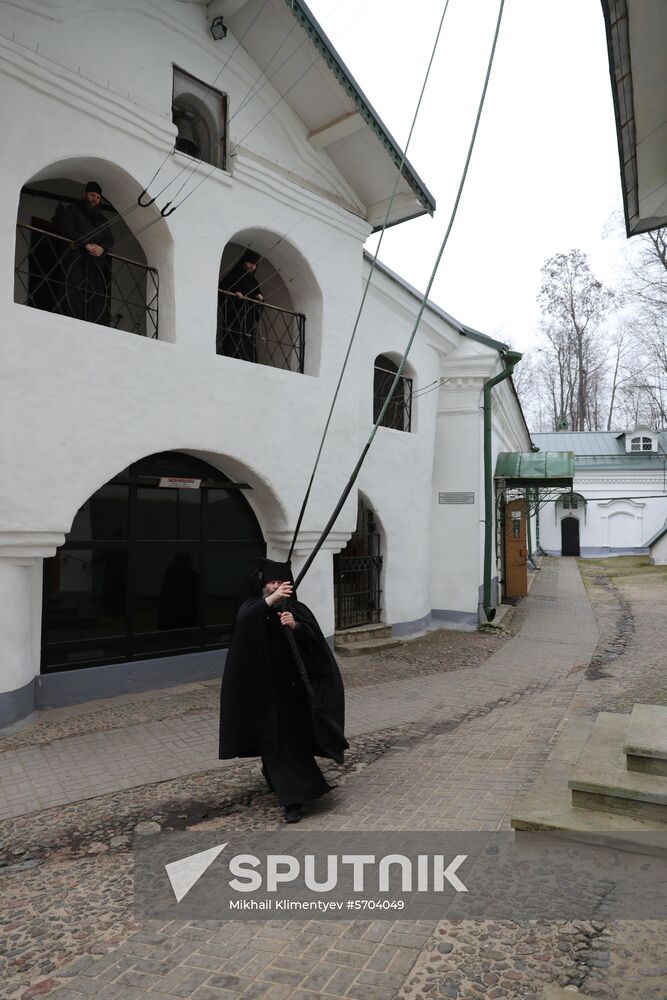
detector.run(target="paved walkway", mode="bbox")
[35,557,602,1000]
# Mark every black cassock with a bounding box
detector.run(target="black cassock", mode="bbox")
[61,199,114,323]
[218,596,348,807]
[217,262,263,362]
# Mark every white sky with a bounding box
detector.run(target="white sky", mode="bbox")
[307,0,629,351]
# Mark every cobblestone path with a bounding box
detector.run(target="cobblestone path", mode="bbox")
[1,557,666,1000]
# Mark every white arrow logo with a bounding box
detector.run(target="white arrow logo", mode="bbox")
[165,843,227,903]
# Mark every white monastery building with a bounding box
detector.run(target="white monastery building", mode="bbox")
[0,0,532,730]
[533,429,667,558]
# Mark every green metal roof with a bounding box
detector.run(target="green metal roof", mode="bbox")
[495,451,574,488]
[533,431,667,470]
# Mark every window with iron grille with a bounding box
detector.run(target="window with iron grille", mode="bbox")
[373,354,412,432]
[172,66,227,170]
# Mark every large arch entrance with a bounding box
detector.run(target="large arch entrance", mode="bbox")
[333,496,383,630]
[41,452,265,671]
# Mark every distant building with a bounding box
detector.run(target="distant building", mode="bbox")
[532,428,667,556]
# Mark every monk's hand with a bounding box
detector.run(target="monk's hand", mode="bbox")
[265,581,293,607]
[279,611,296,629]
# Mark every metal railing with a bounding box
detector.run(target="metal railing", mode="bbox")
[373,365,413,432]
[15,223,159,338]
[216,288,305,372]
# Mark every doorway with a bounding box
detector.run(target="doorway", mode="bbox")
[561,516,580,556]
[333,497,383,629]
[504,498,528,599]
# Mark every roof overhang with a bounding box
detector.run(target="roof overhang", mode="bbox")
[600,0,667,235]
[495,451,575,489]
[213,0,435,229]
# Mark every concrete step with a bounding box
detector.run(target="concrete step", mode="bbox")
[568,713,667,823]
[542,987,593,999]
[334,623,393,644]
[624,703,667,777]
[542,987,591,1000]
[511,718,667,856]
[335,637,402,657]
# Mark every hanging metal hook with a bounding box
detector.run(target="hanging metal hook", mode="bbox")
[137,189,157,207]
[160,201,178,217]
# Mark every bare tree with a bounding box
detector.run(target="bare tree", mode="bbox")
[536,250,614,430]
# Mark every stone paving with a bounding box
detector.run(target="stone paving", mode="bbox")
[2,557,667,999]
[0,634,508,821]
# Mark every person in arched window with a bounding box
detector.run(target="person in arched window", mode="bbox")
[61,181,114,323]
[217,250,264,362]
[218,560,347,824]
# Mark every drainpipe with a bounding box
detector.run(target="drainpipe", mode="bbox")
[483,350,522,621]
[525,488,533,560]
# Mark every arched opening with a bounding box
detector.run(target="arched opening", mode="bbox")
[172,66,226,169]
[373,354,413,432]
[41,452,265,671]
[561,516,580,557]
[217,230,322,375]
[333,495,383,630]
[14,159,171,339]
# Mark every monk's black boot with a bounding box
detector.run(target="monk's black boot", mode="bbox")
[283,804,302,824]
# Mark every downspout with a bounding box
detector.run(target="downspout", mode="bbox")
[525,488,533,561]
[483,350,522,621]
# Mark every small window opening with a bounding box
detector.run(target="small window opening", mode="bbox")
[373,355,412,432]
[172,66,227,170]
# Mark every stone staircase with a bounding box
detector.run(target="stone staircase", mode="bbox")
[512,703,667,853]
[334,623,402,657]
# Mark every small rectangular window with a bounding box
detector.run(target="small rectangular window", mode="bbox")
[172,66,227,170]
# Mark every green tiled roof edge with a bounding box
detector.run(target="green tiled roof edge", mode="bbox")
[283,0,436,216]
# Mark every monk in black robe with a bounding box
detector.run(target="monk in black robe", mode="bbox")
[217,249,264,361]
[219,559,347,823]
[61,180,114,324]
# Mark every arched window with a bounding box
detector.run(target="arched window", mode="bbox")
[373,354,413,432]
[631,437,641,451]
[41,452,265,670]
[15,175,159,337]
[172,67,226,169]
[217,241,306,372]
[556,492,586,524]
[642,436,653,451]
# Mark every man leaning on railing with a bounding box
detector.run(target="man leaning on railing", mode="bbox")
[61,180,114,324]
[217,249,265,362]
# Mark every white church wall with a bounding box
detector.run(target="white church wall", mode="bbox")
[538,474,667,555]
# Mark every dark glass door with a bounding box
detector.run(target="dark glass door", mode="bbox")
[42,452,265,671]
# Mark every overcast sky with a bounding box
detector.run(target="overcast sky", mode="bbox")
[307,0,629,351]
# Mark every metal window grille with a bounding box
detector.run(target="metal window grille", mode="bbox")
[373,360,412,432]
[15,223,159,338]
[216,289,305,372]
[334,499,383,630]
[172,66,227,170]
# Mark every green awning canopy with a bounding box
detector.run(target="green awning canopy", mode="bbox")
[495,451,574,488]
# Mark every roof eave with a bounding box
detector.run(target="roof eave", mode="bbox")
[284,0,436,223]
[600,0,667,236]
